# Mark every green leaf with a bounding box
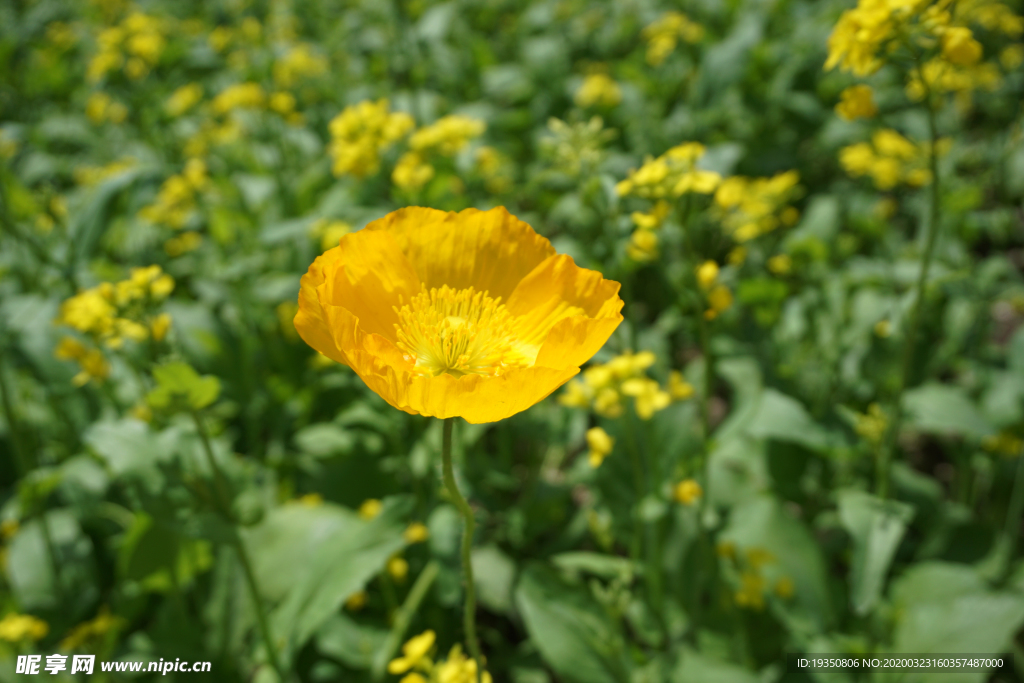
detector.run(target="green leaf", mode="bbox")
[258,499,409,665]
[746,389,830,452]
[293,423,356,458]
[719,496,833,631]
[883,562,1024,683]
[672,648,761,683]
[316,613,388,670]
[550,552,636,582]
[514,562,631,683]
[472,545,517,615]
[6,510,98,617]
[707,435,770,509]
[148,361,221,411]
[902,384,993,440]
[836,489,914,616]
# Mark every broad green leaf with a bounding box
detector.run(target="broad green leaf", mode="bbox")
[293,423,355,458]
[836,489,914,615]
[6,510,98,617]
[316,613,388,670]
[719,496,833,631]
[707,435,769,509]
[514,562,631,683]
[262,498,409,664]
[746,389,830,452]
[879,562,1024,683]
[84,418,166,476]
[472,545,517,614]
[672,648,760,683]
[902,384,993,440]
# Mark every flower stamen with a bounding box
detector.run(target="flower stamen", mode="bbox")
[394,285,528,377]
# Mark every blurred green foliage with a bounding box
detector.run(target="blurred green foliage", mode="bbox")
[1,0,1024,681]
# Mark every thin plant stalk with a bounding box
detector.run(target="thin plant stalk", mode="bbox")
[876,71,941,500]
[441,417,482,683]
[1001,447,1024,579]
[372,561,441,680]
[191,410,287,682]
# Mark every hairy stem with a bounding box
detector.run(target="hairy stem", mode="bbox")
[441,418,482,683]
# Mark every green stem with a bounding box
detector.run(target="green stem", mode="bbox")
[1002,448,1024,574]
[441,418,482,683]
[234,534,287,682]
[190,409,286,681]
[624,415,646,563]
[0,356,30,476]
[876,77,941,500]
[372,561,441,681]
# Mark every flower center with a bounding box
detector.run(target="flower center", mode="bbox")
[394,285,527,377]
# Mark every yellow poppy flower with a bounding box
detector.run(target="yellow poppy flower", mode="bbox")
[294,207,624,423]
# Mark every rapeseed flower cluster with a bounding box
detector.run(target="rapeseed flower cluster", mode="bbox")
[393,115,486,191]
[713,171,801,243]
[88,11,167,82]
[139,158,208,230]
[474,146,513,194]
[73,157,136,186]
[85,92,128,124]
[559,351,693,420]
[982,432,1023,457]
[539,116,616,177]
[835,84,878,121]
[309,218,353,251]
[839,129,946,190]
[60,607,123,651]
[273,43,327,87]
[55,266,175,384]
[616,142,721,199]
[696,260,734,320]
[585,426,614,467]
[642,12,704,66]
[574,73,622,108]
[854,403,889,446]
[211,82,266,115]
[626,200,670,263]
[165,83,203,117]
[825,0,1019,97]
[716,545,794,610]
[329,99,415,178]
[0,613,49,642]
[388,630,493,683]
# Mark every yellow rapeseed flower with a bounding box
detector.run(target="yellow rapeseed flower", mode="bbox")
[941,26,983,65]
[835,84,878,120]
[673,478,702,505]
[358,499,382,520]
[345,590,368,611]
[767,254,792,275]
[643,12,704,66]
[435,644,493,683]
[328,99,414,177]
[575,73,622,108]
[387,555,409,582]
[294,207,624,423]
[0,613,49,642]
[393,152,435,191]
[409,115,486,156]
[696,260,719,289]
[166,83,203,117]
[404,522,430,543]
[585,426,614,467]
[388,630,436,674]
